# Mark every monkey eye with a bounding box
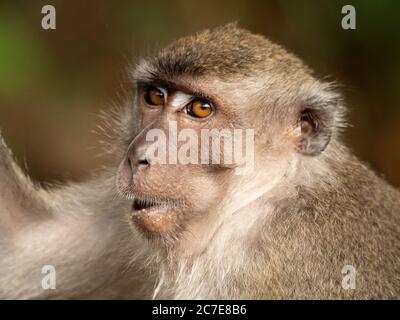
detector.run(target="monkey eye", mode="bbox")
[144,86,165,106]
[185,99,213,119]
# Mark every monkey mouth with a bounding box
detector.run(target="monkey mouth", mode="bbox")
[131,196,177,212]
[130,195,185,236]
[132,199,153,211]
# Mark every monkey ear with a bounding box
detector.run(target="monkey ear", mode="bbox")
[295,87,344,156]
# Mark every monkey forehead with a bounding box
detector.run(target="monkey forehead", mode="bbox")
[132,24,311,83]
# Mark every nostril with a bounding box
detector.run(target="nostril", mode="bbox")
[138,158,149,166]
[127,154,149,170]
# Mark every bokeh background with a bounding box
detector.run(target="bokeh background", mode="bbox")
[0,0,399,186]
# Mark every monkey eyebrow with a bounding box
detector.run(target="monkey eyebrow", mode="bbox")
[135,79,214,103]
[135,79,172,90]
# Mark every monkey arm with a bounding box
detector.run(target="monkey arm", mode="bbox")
[0,132,39,217]
[0,132,147,299]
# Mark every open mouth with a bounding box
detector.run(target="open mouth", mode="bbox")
[129,195,186,235]
[131,196,177,213]
[133,198,154,211]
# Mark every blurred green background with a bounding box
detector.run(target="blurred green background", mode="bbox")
[0,0,399,186]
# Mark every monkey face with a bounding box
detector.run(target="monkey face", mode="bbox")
[116,81,244,240]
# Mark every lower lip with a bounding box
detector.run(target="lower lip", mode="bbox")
[130,202,184,236]
[130,204,181,235]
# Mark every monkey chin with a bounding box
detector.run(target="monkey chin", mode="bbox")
[129,197,185,238]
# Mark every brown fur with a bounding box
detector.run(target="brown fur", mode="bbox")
[0,24,399,299]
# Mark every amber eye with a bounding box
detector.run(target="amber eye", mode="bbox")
[186,99,213,118]
[144,86,165,106]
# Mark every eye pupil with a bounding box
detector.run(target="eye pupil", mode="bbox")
[144,86,164,106]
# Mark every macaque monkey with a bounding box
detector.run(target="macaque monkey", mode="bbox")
[0,24,399,299]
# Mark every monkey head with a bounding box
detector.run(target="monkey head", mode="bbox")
[116,24,345,244]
